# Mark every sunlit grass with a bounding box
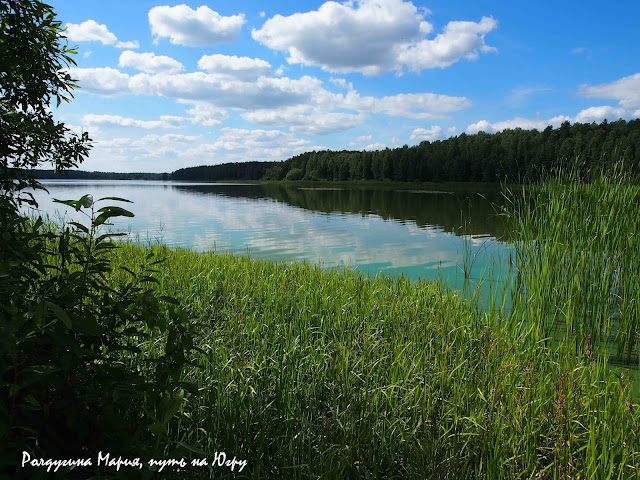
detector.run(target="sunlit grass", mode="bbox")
[106,239,640,479]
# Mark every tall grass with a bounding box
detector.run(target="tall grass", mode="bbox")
[106,243,639,479]
[504,161,640,364]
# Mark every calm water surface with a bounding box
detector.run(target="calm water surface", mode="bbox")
[30,180,513,292]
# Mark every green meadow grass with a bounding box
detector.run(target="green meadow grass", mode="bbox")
[107,239,640,479]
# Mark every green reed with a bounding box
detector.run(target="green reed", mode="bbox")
[104,240,639,479]
[503,160,640,365]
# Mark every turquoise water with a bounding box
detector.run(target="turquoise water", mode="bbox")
[30,180,513,295]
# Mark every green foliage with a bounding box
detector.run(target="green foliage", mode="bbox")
[284,167,303,181]
[0,195,199,476]
[0,0,91,194]
[170,161,277,181]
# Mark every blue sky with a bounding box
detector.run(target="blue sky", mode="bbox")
[49,0,640,172]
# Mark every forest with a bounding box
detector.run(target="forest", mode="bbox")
[263,119,640,182]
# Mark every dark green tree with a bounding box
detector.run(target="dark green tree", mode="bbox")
[0,0,91,197]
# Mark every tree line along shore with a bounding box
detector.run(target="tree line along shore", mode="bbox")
[33,118,640,183]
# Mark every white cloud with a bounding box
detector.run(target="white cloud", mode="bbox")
[259,11,266,18]
[197,54,271,80]
[398,16,498,72]
[69,67,470,130]
[69,67,322,108]
[82,114,188,130]
[409,125,443,141]
[349,134,373,146]
[119,51,184,74]
[330,77,354,90]
[465,105,636,135]
[252,0,497,75]
[466,115,571,134]
[574,106,628,124]
[148,5,245,46]
[353,135,373,142]
[448,126,457,134]
[179,101,228,126]
[66,20,117,44]
[88,133,202,172]
[65,20,138,49]
[468,73,640,135]
[347,91,471,119]
[70,67,131,96]
[243,107,364,134]
[364,142,387,151]
[81,110,330,167]
[179,128,328,163]
[579,73,640,109]
[116,40,140,49]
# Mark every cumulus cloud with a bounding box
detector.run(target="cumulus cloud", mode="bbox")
[88,133,202,171]
[409,125,443,141]
[349,134,373,146]
[448,126,457,134]
[69,66,471,134]
[179,101,228,126]
[119,51,184,74]
[469,73,640,135]
[329,77,354,90]
[179,128,327,163]
[579,73,640,109]
[197,54,271,80]
[68,59,472,137]
[353,135,373,142]
[70,67,131,96]
[148,5,245,46]
[243,107,364,134]
[65,20,139,48]
[347,91,471,119]
[466,105,636,135]
[252,0,497,75]
[82,114,188,129]
[364,142,387,151]
[398,16,497,71]
[573,106,628,124]
[116,41,141,49]
[68,67,321,109]
[466,116,572,134]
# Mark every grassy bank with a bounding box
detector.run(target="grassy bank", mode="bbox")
[107,242,639,479]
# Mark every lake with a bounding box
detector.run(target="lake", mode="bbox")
[30,180,513,294]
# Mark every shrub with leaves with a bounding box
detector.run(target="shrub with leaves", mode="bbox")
[0,1,199,476]
[0,193,200,476]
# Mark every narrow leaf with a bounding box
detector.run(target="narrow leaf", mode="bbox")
[45,301,72,328]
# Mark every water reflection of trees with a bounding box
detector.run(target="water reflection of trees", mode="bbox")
[173,184,508,240]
